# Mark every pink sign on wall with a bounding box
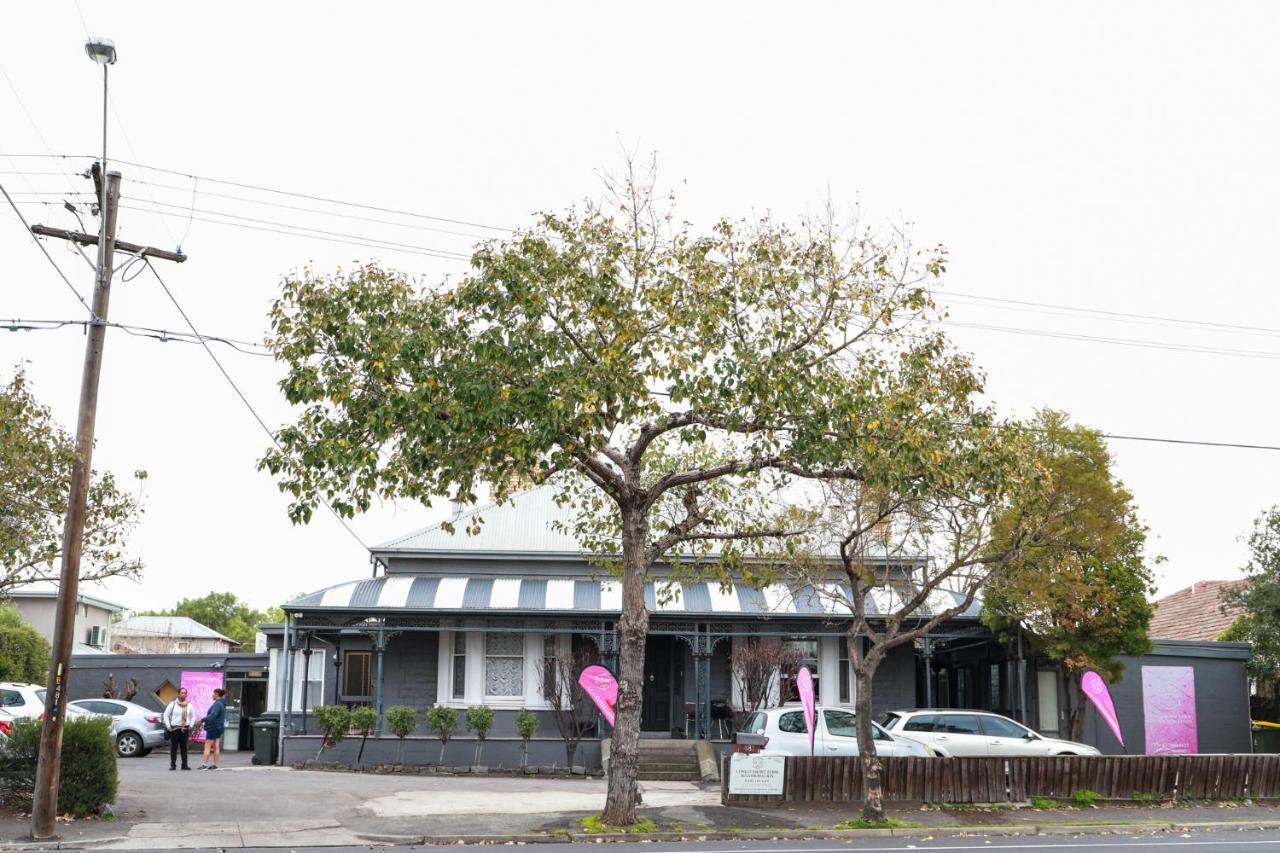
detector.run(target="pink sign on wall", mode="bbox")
[1141,665,1197,755]
[181,671,224,745]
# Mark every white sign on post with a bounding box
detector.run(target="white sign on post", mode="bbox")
[728,753,785,795]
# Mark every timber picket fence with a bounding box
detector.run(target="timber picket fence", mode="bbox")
[721,754,1280,805]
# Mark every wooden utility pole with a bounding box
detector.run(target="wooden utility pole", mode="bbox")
[29,168,185,839]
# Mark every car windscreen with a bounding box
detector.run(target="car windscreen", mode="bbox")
[878,712,901,728]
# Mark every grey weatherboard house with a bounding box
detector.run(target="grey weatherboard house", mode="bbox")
[271,486,992,768]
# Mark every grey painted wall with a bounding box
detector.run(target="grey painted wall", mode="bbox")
[1078,641,1251,755]
[283,734,602,769]
[868,643,916,717]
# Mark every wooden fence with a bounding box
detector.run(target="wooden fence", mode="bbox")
[721,754,1280,805]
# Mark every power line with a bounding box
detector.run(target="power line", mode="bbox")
[143,258,370,551]
[0,181,94,317]
[1,316,271,356]
[943,320,1280,362]
[120,197,473,260]
[1097,433,1280,452]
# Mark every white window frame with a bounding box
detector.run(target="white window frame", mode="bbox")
[436,625,562,710]
[267,648,326,713]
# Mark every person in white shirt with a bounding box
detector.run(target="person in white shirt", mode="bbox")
[162,688,196,770]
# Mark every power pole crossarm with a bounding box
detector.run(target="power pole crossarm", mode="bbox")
[29,223,187,264]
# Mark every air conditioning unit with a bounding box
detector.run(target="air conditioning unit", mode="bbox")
[87,625,105,647]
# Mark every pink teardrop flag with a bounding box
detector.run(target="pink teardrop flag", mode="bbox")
[797,666,816,755]
[1081,670,1124,749]
[578,665,618,727]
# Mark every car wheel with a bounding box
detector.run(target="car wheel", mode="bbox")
[138,747,152,757]
[116,731,143,758]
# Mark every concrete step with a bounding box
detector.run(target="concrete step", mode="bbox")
[638,770,702,781]
[638,762,701,772]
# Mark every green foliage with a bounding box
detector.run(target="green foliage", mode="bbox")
[514,709,539,743]
[579,815,657,834]
[982,411,1155,736]
[313,705,351,750]
[1221,508,1280,716]
[0,369,145,594]
[1029,797,1062,809]
[386,705,418,738]
[465,705,495,741]
[1130,791,1166,804]
[1072,788,1101,808]
[141,591,275,648]
[0,604,50,683]
[426,705,458,745]
[0,717,117,816]
[349,705,378,735]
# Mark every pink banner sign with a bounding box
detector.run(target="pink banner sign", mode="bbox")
[796,666,816,755]
[180,671,224,745]
[1142,665,1198,755]
[578,665,618,727]
[1081,671,1124,749]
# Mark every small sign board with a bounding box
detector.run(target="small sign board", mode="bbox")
[728,752,785,795]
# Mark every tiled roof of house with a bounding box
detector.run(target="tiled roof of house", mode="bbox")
[1148,579,1247,641]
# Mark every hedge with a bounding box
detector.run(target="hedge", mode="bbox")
[0,716,118,816]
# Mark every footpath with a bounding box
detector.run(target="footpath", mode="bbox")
[2,752,1279,849]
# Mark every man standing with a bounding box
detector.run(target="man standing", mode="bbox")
[199,688,227,770]
[162,688,195,770]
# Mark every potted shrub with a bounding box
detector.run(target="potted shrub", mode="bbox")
[312,705,352,762]
[349,705,379,769]
[514,709,539,769]
[465,705,495,768]
[425,704,459,765]
[385,705,418,767]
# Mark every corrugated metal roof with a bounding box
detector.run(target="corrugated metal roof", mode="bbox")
[287,574,982,620]
[113,616,237,644]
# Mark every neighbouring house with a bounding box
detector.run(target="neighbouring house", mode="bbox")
[1148,579,1248,641]
[6,584,122,654]
[112,615,239,654]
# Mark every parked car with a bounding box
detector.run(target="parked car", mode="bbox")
[878,709,1100,757]
[68,699,166,758]
[740,705,930,757]
[0,682,94,723]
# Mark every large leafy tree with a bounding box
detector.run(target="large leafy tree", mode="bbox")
[982,410,1155,741]
[0,371,145,595]
[1220,508,1280,720]
[0,603,51,683]
[143,592,272,648]
[262,165,967,824]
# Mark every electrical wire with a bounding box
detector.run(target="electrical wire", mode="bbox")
[0,62,82,198]
[143,259,371,550]
[0,180,95,317]
[0,316,272,356]
[942,320,1280,362]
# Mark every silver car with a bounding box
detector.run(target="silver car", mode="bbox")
[879,709,1100,757]
[68,699,167,757]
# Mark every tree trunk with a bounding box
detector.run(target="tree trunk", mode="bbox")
[854,666,884,822]
[602,506,649,826]
[439,740,447,765]
[565,739,578,769]
[398,737,405,767]
[521,741,528,768]
[474,739,483,767]
[357,733,368,769]
[1068,678,1086,742]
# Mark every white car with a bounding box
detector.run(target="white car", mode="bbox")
[878,709,1101,757]
[740,705,930,757]
[0,682,95,724]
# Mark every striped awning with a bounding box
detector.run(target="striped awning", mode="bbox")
[288,575,981,620]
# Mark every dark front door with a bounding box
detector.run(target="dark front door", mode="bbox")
[642,636,674,732]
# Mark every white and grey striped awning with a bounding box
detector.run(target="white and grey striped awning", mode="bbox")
[288,576,981,620]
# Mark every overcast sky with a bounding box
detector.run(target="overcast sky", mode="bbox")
[3,2,1279,612]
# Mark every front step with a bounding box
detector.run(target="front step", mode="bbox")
[636,740,702,782]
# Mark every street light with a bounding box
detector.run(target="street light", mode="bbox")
[84,37,117,65]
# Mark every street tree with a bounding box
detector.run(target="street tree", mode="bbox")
[1220,507,1280,720]
[787,400,1049,822]
[982,411,1155,740]
[143,591,274,648]
[0,603,51,683]
[261,162,956,825]
[0,370,145,595]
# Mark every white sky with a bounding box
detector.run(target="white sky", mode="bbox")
[3,2,1278,612]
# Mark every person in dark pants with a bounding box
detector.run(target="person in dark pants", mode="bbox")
[199,688,227,770]
[162,688,195,770]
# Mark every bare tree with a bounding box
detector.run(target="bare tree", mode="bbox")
[729,639,802,728]
[539,643,600,771]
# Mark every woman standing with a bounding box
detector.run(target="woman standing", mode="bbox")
[162,688,195,770]
[199,688,227,770]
